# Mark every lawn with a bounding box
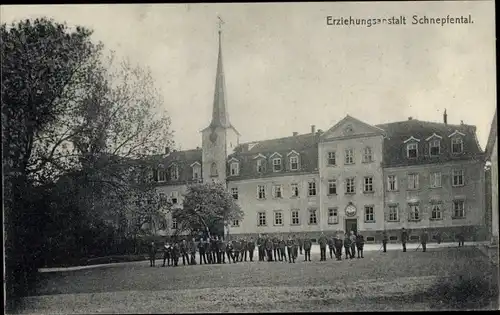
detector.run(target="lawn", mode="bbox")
[18,247,499,313]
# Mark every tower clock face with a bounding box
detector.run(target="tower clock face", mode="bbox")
[345,204,357,217]
[343,125,354,136]
[209,130,218,143]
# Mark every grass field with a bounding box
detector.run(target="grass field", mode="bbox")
[18,247,499,313]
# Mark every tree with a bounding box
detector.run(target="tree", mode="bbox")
[173,182,244,238]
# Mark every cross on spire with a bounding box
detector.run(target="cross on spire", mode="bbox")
[217,15,224,33]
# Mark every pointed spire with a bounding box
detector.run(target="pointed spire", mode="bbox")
[209,16,231,129]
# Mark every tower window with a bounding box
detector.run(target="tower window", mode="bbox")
[210,162,218,177]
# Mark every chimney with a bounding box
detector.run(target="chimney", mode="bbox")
[443,109,448,124]
[408,117,413,121]
[293,132,298,137]
[311,125,316,134]
[317,129,323,134]
[460,120,464,125]
[165,147,170,154]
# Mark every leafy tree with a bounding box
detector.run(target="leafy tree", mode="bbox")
[173,182,244,238]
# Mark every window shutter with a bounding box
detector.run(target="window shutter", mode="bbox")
[256,186,260,198]
[271,185,276,197]
[152,169,158,182]
[415,174,419,188]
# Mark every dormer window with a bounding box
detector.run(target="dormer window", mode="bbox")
[407,143,418,159]
[191,162,201,180]
[170,164,179,181]
[289,156,299,171]
[230,162,239,176]
[158,169,167,182]
[256,159,266,173]
[429,139,440,156]
[451,137,463,154]
[273,158,282,172]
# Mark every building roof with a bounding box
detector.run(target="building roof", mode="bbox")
[376,119,484,167]
[485,109,497,160]
[154,148,202,185]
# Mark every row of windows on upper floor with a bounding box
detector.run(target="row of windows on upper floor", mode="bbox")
[405,133,464,159]
[229,169,466,200]
[230,199,467,228]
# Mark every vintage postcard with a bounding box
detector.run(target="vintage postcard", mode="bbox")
[2,1,498,313]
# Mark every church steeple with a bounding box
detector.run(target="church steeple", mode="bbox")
[209,17,231,129]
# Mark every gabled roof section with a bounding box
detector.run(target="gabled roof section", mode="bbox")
[485,109,497,160]
[448,130,466,138]
[190,161,201,167]
[403,136,421,143]
[321,115,386,141]
[425,133,442,141]
[270,152,282,158]
[228,157,239,163]
[287,150,300,156]
[253,153,266,160]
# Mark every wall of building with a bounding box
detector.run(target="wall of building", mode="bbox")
[318,134,385,233]
[491,138,498,244]
[227,173,320,236]
[383,159,487,240]
[155,184,189,235]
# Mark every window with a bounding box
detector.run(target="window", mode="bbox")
[289,156,299,171]
[256,159,266,173]
[364,176,374,193]
[159,193,166,201]
[257,185,266,199]
[291,209,300,225]
[431,204,442,220]
[328,179,337,195]
[170,165,179,180]
[430,172,442,188]
[192,165,200,180]
[364,206,375,222]
[328,208,338,224]
[451,137,463,154]
[409,204,420,221]
[453,200,465,218]
[387,175,398,191]
[231,219,239,227]
[273,184,283,198]
[452,169,464,186]
[345,178,355,194]
[172,219,178,229]
[230,162,239,176]
[407,143,418,159]
[389,236,398,241]
[345,148,354,164]
[429,139,440,156]
[308,209,317,225]
[408,173,419,190]
[273,158,282,172]
[170,191,179,204]
[210,162,218,177]
[291,183,299,197]
[327,152,336,166]
[388,205,399,222]
[258,212,267,226]
[231,187,238,200]
[274,211,283,226]
[366,236,375,242]
[308,181,317,196]
[158,170,167,182]
[363,147,373,163]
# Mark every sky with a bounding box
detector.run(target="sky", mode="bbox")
[1,2,496,151]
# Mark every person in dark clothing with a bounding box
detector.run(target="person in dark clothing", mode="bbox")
[189,238,197,265]
[265,237,274,262]
[401,228,408,252]
[298,237,304,255]
[457,232,465,247]
[318,232,327,261]
[292,235,299,261]
[216,236,223,264]
[286,236,295,263]
[349,231,356,259]
[172,242,180,266]
[435,231,442,244]
[303,237,312,262]
[273,237,279,262]
[279,237,287,262]
[220,238,227,263]
[205,238,212,264]
[355,233,365,258]
[210,237,217,263]
[247,238,255,262]
[343,233,352,259]
[198,238,207,265]
[420,230,429,252]
[233,239,241,263]
[257,234,264,261]
[226,240,233,263]
[334,233,343,261]
[382,231,388,253]
[240,238,248,262]
[162,242,171,267]
[149,241,157,267]
[180,240,189,265]
[328,235,335,259]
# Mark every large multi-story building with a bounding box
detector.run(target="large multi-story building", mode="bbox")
[153,28,488,242]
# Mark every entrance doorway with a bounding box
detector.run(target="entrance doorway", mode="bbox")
[345,218,358,235]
